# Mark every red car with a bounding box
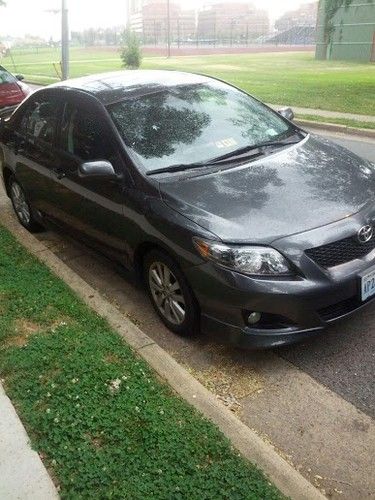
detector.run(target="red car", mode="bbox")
[0,65,31,117]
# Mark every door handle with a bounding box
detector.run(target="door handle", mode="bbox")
[53,169,66,180]
[14,141,26,155]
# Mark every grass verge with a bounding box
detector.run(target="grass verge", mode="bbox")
[296,114,375,131]
[0,225,283,499]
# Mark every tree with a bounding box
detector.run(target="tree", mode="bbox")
[120,29,142,69]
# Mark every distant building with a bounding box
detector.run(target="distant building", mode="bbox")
[275,2,318,32]
[316,0,375,61]
[127,0,196,43]
[197,2,269,42]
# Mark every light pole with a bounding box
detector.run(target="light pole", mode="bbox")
[61,0,69,80]
[166,0,171,58]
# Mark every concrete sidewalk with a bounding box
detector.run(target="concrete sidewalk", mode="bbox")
[268,103,375,123]
[0,384,58,500]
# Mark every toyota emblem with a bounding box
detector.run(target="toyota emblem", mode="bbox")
[357,225,373,244]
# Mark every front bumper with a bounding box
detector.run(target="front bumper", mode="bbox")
[185,256,375,349]
[201,315,324,349]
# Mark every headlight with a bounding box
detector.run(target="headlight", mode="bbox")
[193,238,292,276]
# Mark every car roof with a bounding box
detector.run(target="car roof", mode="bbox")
[49,70,214,106]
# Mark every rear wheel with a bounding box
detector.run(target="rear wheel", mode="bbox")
[144,249,200,336]
[9,178,43,232]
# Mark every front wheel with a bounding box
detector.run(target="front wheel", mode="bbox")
[144,250,200,337]
[9,178,43,233]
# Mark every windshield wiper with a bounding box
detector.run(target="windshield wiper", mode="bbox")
[188,135,303,166]
[146,135,303,176]
[212,137,302,162]
[146,148,264,176]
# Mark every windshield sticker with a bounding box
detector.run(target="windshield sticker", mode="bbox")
[215,138,238,149]
[266,128,278,137]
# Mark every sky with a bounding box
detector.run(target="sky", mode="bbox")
[0,0,314,39]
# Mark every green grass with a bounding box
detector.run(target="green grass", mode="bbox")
[3,47,375,115]
[296,113,375,130]
[0,225,283,499]
[143,52,375,116]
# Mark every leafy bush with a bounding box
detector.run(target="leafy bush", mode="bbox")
[121,29,142,69]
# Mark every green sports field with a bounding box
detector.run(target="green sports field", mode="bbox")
[2,47,374,116]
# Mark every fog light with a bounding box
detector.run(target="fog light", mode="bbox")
[247,312,262,325]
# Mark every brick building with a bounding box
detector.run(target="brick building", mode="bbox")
[127,0,195,43]
[197,2,269,42]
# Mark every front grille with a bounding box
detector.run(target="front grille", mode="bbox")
[318,296,361,322]
[305,234,375,268]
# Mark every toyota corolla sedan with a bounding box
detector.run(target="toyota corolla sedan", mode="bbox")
[1,70,375,348]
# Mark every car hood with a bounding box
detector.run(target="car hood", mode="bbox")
[0,82,25,107]
[160,135,375,243]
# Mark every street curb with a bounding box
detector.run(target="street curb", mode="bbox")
[295,118,375,139]
[0,209,326,500]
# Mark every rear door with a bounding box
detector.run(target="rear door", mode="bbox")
[12,93,62,213]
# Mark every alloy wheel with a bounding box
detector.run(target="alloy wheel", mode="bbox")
[10,182,31,225]
[148,261,186,325]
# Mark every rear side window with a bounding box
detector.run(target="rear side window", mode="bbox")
[0,67,16,85]
[20,98,60,146]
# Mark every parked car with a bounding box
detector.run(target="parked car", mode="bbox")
[1,70,375,348]
[0,65,31,117]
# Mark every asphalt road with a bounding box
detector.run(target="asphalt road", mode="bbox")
[279,130,375,418]
[320,130,375,163]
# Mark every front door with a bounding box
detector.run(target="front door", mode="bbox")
[48,97,132,263]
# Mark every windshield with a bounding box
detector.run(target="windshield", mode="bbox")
[108,81,293,172]
[0,67,17,85]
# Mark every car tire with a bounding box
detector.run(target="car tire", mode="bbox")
[144,249,200,337]
[9,177,44,233]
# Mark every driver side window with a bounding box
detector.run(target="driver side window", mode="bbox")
[61,103,115,162]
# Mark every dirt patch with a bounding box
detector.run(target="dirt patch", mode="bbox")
[85,433,104,449]
[7,319,41,347]
[184,346,264,413]
[103,353,121,364]
[3,316,73,348]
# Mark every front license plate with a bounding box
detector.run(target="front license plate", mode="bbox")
[361,267,375,301]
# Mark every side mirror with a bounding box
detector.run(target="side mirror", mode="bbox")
[15,74,25,81]
[78,160,118,179]
[278,107,294,121]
